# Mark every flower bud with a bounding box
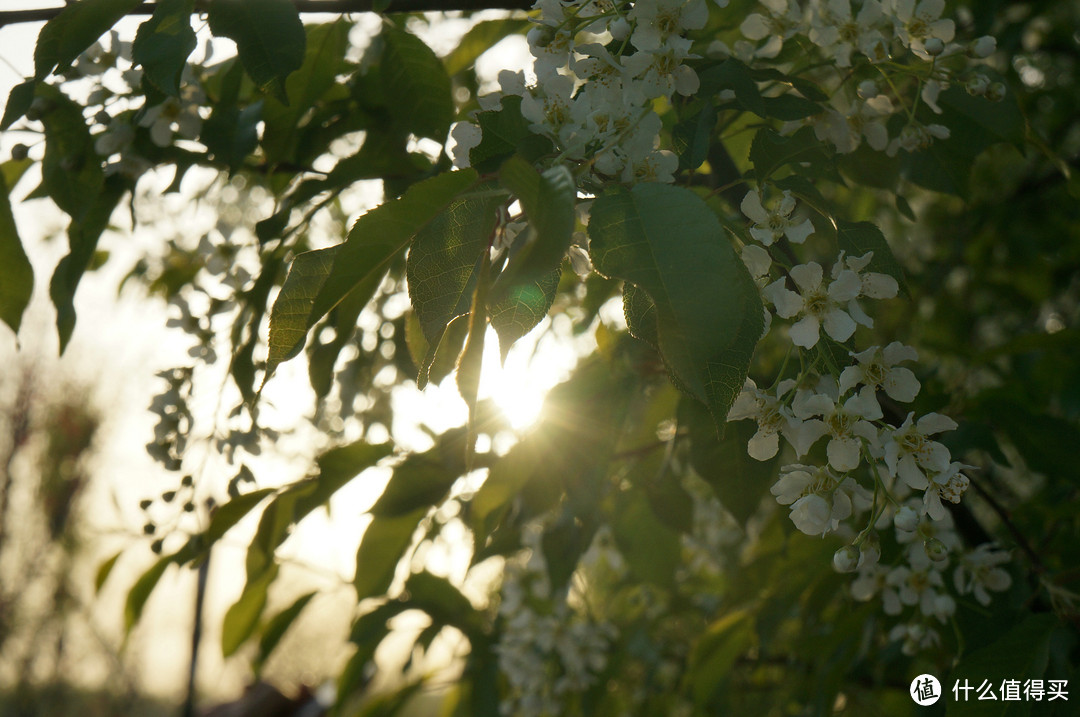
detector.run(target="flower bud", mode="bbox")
[857,80,879,99]
[970,35,996,58]
[609,16,631,41]
[924,537,949,562]
[10,143,29,161]
[965,74,990,96]
[833,545,861,573]
[985,82,1006,102]
[923,38,945,57]
[894,505,920,532]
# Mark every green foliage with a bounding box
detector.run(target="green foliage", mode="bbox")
[589,183,763,427]
[379,26,454,141]
[206,0,306,103]
[0,166,33,335]
[132,0,197,96]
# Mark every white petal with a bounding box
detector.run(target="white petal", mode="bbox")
[741,191,771,224]
[748,429,781,461]
[785,217,815,244]
[828,437,862,472]
[749,225,777,245]
[790,494,831,535]
[764,279,803,317]
[829,269,862,302]
[784,417,828,456]
[741,244,773,277]
[861,272,899,299]
[838,365,862,395]
[790,262,824,293]
[898,455,929,490]
[740,13,772,40]
[917,413,958,435]
[823,308,857,342]
[790,315,821,348]
[884,367,920,402]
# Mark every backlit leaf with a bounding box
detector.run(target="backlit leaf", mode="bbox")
[255,591,316,673]
[222,563,279,657]
[589,184,763,428]
[470,95,553,173]
[265,246,340,380]
[490,270,559,362]
[380,26,453,141]
[124,554,173,633]
[354,509,425,600]
[34,0,143,79]
[0,169,33,335]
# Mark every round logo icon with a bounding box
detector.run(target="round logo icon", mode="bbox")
[910,674,942,706]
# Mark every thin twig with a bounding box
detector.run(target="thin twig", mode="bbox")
[0,0,533,28]
[967,474,1047,575]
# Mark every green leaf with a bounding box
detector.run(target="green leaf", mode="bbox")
[470,95,553,173]
[835,220,905,292]
[490,270,559,362]
[36,84,103,221]
[207,0,306,103]
[124,555,173,633]
[612,489,681,588]
[299,440,395,516]
[308,260,383,399]
[380,26,453,141]
[265,246,340,380]
[51,176,127,352]
[683,397,778,526]
[588,184,764,427]
[222,563,280,657]
[688,610,755,708]
[206,487,277,544]
[406,188,501,350]
[1,80,36,130]
[838,142,900,190]
[200,61,262,173]
[494,158,575,298]
[94,551,123,595]
[370,437,465,518]
[773,174,833,220]
[312,169,479,330]
[443,18,530,77]
[261,21,352,165]
[354,509,425,600]
[946,614,1059,717]
[673,101,717,171]
[255,591,316,672]
[750,126,831,183]
[699,60,764,117]
[0,169,34,336]
[759,94,823,121]
[34,0,143,80]
[457,253,490,464]
[403,572,477,635]
[132,0,197,96]
[622,282,659,349]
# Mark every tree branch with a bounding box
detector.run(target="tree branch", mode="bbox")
[0,0,533,28]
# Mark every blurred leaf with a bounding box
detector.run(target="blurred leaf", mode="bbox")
[688,610,755,708]
[354,509,425,600]
[36,84,103,221]
[403,572,478,636]
[1,80,36,130]
[490,269,559,362]
[94,551,122,595]
[470,95,553,173]
[612,489,681,588]
[589,184,763,428]
[494,158,575,298]
[207,0,305,103]
[673,101,717,171]
[457,252,490,463]
[946,614,1059,717]
[699,60,764,116]
[34,0,142,79]
[124,555,173,633]
[298,440,395,515]
[542,506,597,590]
[371,434,465,517]
[0,169,33,335]
[972,394,1080,487]
[222,563,280,657]
[262,21,352,164]
[50,176,127,352]
[255,591,316,673]
[443,18,530,77]
[206,487,276,543]
[380,26,453,141]
[132,0,197,96]
[200,61,262,172]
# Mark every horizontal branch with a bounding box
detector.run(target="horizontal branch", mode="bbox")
[0,0,533,28]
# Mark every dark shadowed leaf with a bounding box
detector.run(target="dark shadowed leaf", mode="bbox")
[0,169,33,335]
[124,554,174,633]
[255,591,316,672]
[470,96,553,173]
[750,127,831,183]
[354,509,425,600]
[380,26,453,141]
[222,563,280,657]
[34,0,143,79]
[132,0,197,96]
[207,0,305,103]
[835,220,905,292]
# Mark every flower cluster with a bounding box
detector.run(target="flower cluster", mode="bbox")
[495,522,617,717]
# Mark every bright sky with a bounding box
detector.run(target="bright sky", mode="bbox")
[0,3,591,705]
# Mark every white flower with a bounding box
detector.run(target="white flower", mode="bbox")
[838,342,921,410]
[814,94,894,153]
[889,0,955,58]
[886,121,950,156]
[727,378,799,460]
[970,35,996,58]
[741,0,805,57]
[923,461,971,520]
[888,622,941,655]
[629,0,709,52]
[139,85,204,147]
[809,0,889,67]
[763,260,863,348]
[623,36,700,99]
[94,119,135,157]
[771,464,853,536]
[792,386,881,472]
[954,544,1012,606]
[740,190,815,246]
[449,121,482,168]
[883,412,956,491]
